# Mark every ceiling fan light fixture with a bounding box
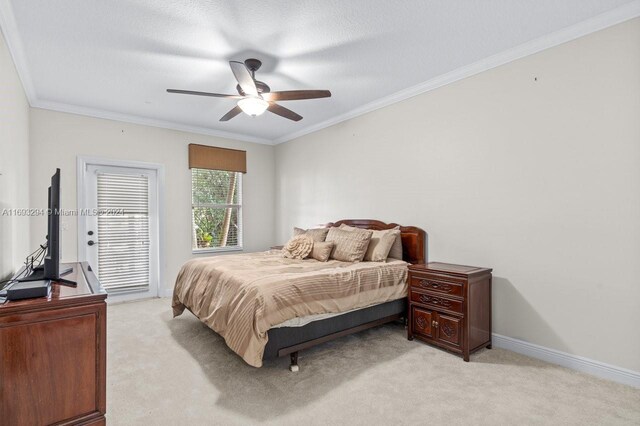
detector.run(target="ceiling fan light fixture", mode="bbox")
[168,59,331,122]
[237,97,268,116]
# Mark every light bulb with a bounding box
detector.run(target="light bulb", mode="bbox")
[237,97,268,116]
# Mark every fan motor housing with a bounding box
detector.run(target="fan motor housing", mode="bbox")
[235,58,270,96]
[236,80,270,96]
[244,58,262,72]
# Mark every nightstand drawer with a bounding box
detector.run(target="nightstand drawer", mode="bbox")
[410,290,463,314]
[410,276,463,297]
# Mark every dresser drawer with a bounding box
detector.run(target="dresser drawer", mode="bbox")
[410,290,463,314]
[410,276,463,298]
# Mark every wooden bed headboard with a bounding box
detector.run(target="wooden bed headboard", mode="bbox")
[323,219,426,265]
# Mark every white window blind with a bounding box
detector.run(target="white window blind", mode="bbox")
[191,168,242,251]
[97,172,150,293]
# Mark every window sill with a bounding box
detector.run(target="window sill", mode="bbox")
[192,246,243,255]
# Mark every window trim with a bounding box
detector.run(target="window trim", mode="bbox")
[191,169,243,254]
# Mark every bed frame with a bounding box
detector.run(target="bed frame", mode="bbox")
[264,219,426,371]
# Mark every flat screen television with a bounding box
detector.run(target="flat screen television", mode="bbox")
[18,168,76,287]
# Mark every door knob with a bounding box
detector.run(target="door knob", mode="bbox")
[88,240,96,246]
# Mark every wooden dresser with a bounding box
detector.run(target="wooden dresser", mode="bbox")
[0,262,107,425]
[407,262,492,361]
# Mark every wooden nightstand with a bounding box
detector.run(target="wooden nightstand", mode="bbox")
[407,262,492,361]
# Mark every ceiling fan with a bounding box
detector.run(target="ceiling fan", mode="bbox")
[166,58,331,122]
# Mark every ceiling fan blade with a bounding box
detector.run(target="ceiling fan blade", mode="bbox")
[219,106,243,121]
[166,89,243,99]
[229,61,258,97]
[262,90,331,101]
[267,102,303,121]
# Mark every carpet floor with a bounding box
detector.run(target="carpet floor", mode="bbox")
[107,298,640,425]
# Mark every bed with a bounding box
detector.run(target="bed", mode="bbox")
[172,219,426,370]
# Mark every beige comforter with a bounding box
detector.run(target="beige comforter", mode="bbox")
[172,250,408,367]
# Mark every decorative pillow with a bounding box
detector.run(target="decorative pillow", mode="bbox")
[325,227,372,262]
[340,224,403,260]
[387,233,403,260]
[365,231,400,262]
[309,241,334,262]
[282,235,314,259]
[293,227,329,242]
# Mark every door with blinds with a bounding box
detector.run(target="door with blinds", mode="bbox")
[83,164,159,300]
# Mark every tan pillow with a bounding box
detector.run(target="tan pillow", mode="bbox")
[293,227,329,242]
[340,224,403,261]
[282,235,314,259]
[325,227,372,262]
[309,241,334,262]
[365,231,400,262]
[387,229,403,260]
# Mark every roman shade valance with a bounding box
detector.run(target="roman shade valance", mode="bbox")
[188,143,247,173]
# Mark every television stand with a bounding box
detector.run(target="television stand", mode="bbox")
[17,267,77,287]
[0,261,107,425]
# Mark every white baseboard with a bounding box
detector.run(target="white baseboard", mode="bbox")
[492,333,640,388]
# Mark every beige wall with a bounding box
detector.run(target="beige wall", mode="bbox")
[0,29,30,279]
[275,19,640,371]
[29,109,276,294]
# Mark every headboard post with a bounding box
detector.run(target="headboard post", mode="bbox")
[323,219,426,265]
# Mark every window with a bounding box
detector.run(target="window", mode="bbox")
[191,168,242,252]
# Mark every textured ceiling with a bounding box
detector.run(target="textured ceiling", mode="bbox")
[1,0,638,144]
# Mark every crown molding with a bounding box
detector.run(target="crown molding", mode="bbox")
[272,1,640,144]
[0,0,36,102]
[31,100,273,145]
[0,0,272,146]
[2,0,639,146]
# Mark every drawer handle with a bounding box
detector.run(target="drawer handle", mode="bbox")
[418,294,452,308]
[418,279,454,293]
[432,320,438,328]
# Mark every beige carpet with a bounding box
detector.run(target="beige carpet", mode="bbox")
[107,298,640,425]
